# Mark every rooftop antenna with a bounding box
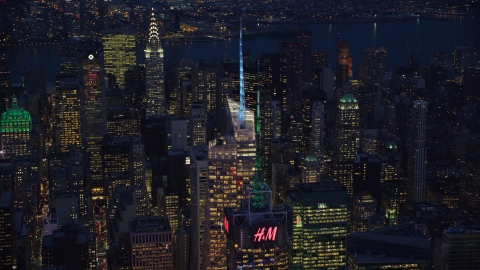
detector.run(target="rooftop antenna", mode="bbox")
[238,16,245,121]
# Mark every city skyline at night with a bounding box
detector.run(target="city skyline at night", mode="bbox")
[1,0,480,270]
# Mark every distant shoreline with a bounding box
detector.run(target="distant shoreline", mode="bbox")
[248,15,457,26]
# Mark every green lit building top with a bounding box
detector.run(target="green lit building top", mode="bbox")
[1,98,32,133]
[1,97,32,158]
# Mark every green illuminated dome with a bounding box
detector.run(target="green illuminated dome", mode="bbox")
[339,93,358,103]
[1,97,32,133]
[305,155,317,162]
[339,93,359,110]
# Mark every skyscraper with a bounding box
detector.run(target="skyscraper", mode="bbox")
[78,40,107,199]
[359,46,387,85]
[157,187,180,235]
[0,96,32,159]
[70,151,88,219]
[351,191,378,233]
[226,98,256,188]
[192,61,219,113]
[336,39,353,88]
[408,100,427,203]
[102,136,130,181]
[279,39,304,102]
[190,100,207,147]
[130,216,173,270]
[311,100,325,165]
[106,107,138,137]
[0,32,10,91]
[57,77,81,153]
[101,30,136,90]
[333,93,360,195]
[41,226,96,269]
[174,60,194,116]
[190,146,208,270]
[0,5,9,90]
[167,117,188,151]
[0,190,15,269]
[286,182,349,269]
[215,71,233,124]
[301,90,325,156]
[145,14,166,118]
[353,153,382,200]
[225,185,290,270]
[225,75,290,268]
[459,153,480,214]
[317,67,335,101]
[204,136,238,269]
[434,223,480,269]
[261,53,288,111]
[261,96,282,182]
[300,155,321,183]
[130,133,148,216]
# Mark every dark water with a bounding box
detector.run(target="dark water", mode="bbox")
[7,10,480,84]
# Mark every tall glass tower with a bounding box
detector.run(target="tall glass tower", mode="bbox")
[130,133,148,216]
[101,29,136,90]
[334,93,360,195]
[204,136,238,269]
[78,40,107,199]
[145,13,165,118]
[408,100,427,203]
[57,77,81,153]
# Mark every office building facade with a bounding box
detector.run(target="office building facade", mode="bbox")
[460,153,480,214]
[130,216,173,270]
[78,40,107,199]
[101,30,136,90]
[57,77,81,153]
[204,136,238,269]
[190,100,207,147]
[190,146,208,270]
[408,100,427,203]
[286,182,349,269]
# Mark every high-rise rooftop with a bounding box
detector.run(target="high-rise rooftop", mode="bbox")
[0,97,32,133]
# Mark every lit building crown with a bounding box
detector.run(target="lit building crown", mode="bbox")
[339,93,359,110]
[0,97,32,133]
[227,98,255,141]
[146,14,163,57]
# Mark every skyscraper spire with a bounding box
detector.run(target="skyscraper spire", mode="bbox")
[145,12,166,117]
[147,13,161,52]
[238,17,245,121]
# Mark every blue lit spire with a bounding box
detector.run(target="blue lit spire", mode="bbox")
[238,17,245,121]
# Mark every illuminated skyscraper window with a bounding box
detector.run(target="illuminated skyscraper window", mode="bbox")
[286,182,349,269]
[102,30,136,90]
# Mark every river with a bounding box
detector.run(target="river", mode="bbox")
[7,10,480,84]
